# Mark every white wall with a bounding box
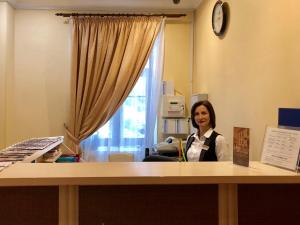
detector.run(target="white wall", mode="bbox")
[163,22,192,111]
[0,2,14,148]
[194,0,300,160]
[7,10,192,146]
[6,10,192,148]
[158,20,193,142]
[6,10,71,145]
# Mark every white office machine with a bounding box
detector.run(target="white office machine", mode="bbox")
[154,136,179,153]
[162,95,185,118]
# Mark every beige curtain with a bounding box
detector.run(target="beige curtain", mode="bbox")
[66,16,163,153]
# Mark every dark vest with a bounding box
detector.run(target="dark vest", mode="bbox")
[185,131,220,161]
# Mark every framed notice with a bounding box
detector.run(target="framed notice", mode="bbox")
[261,127,300,171]
[233,127,250,167]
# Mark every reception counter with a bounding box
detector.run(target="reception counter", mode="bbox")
[0,161,300,225]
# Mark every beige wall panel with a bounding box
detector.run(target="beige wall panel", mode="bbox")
[164,22,192,111]
[5,3,14,148]
[7,10,192,147]
[0,3,6,148]
[0,2,14,149]
[7,10,71,145]
[158,21,192,142]
[194,0,300,160]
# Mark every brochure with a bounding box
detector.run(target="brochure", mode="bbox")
[233,127,250,167]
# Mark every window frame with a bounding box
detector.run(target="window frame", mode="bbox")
[95,59,152,148]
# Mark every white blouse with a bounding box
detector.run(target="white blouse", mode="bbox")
[186,128,229,161]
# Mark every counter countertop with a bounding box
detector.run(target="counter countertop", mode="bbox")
[0,161,299,186]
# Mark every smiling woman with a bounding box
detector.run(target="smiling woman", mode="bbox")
[184,100,229,162]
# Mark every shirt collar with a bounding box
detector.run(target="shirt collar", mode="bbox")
[193,128,213,139]
[204,128,213,138]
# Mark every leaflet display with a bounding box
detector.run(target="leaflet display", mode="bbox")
[0,136,63,172]
[233,127,250,167]
[261,127,300,171]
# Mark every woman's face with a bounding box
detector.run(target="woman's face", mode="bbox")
[194,105,211,130]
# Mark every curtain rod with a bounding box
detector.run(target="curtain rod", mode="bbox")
[55,13,186,18]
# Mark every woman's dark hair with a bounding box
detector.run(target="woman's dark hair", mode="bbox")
[191,100,216,129]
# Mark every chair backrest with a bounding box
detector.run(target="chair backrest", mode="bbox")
[143,155,177,162]
[108,153,134,162]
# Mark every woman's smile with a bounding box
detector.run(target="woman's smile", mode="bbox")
[194,105,211,131]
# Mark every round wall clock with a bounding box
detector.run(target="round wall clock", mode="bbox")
[212,1,228,36]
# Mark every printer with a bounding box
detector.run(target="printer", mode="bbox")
[154,137,180,157]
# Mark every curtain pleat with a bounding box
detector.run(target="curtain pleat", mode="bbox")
[66,17,163,153]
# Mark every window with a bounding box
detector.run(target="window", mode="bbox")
[88,61,151,152]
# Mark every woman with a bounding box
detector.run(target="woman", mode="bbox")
[185,100,228,161]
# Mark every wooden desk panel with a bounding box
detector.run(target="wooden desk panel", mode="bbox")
[0,186,59,225]
[238,184,300,225]
[79,185,218,225]
[0,162,300,225]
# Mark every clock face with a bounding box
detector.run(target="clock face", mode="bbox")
[213,4,223,33]
[212,1,227,36]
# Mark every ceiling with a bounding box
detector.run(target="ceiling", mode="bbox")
[3,0,203,11]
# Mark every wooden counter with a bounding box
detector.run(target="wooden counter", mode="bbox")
[0,162,299,225]
[0,161,298,186]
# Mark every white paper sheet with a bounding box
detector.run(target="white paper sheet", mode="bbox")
[261,127,300,171]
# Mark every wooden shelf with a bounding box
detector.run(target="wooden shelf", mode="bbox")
[21,138,63,163]
[40,151,62,163]
[0,137,64,165]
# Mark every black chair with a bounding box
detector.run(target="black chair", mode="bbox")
[143,155,178,162]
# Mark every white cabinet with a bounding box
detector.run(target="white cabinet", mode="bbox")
[162,119,189,134]
[159,81,188,138]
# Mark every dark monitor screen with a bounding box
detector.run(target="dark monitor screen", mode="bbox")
[278,108,300,130]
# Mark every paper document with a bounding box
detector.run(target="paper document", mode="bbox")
[261,127,300,171]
